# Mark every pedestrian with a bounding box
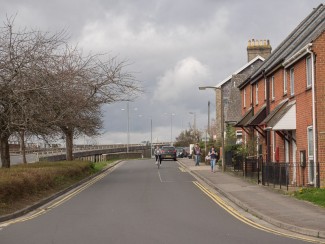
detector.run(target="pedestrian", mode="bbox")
[194,143,201,166]
[209,146,217,172]
[154,146,161,165]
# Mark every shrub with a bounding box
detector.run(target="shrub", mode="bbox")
[0,161,93,205]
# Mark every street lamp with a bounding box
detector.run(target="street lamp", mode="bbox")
[199,85,225,172]
[121,102,130,153]
[121,102,138,153]
[188,111,196,131]
[150,118,153,158]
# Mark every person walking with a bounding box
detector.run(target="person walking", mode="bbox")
[209,146,218,172]
[194,143,201,166]
[154,146,161,165]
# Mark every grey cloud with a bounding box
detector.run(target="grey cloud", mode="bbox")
[0,0,322,144]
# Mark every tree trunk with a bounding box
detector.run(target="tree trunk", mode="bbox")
[1,133,11,168]
[19,130,27,164]
[65,129,74,161]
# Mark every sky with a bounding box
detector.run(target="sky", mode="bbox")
[1,0,323,145]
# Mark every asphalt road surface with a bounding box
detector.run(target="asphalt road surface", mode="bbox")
[0,159,310,244]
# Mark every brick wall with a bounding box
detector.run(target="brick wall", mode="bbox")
[313,31,325,186]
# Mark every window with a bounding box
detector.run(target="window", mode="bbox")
[271,76,275,100]
[243,88,246,108]
[255,83,258,105]
[283,69,287,94]
[236,130,242,144]
[290,67,295,96]
[306,56,312,88]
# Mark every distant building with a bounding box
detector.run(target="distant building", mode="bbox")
[214,40,271,162]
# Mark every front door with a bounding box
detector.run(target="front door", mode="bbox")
[291,132,297,185]
[307,126,314,185]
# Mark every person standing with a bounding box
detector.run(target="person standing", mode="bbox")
[194,143,201,166]
[154,146,161,165]
[210,146,217,172]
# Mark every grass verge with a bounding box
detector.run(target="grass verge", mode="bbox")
[0,160,114,216]
[293,187,325,208]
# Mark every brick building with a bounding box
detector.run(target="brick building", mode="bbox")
[236,4,325,187]
[213,40,270,165]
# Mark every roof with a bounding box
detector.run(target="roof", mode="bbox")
[216,55,265,88]
[246,104,267,126]
[242,4,325,86]
[265,102,296,130]
[234,108,253,127]
[262,99,289,125]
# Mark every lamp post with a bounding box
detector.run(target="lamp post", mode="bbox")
[170,113,176,146]
[199,86,225,172]
[188,111,196,131]
[189,111,197,141]
[121,102,138,153]
[121,102,130,153]
[150,118,153,158]
[208,100,210,136]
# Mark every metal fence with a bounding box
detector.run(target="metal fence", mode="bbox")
[225,155,324,190]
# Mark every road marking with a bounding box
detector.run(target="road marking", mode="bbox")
[0,165,117,228]
[179,167,186,172]
[193,181,325,244]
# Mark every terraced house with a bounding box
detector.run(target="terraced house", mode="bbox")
[236,4,325,187]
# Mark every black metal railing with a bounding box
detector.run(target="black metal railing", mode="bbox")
[225,153,324,189]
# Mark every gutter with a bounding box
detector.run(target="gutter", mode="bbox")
[306,45,318,187]
[283,43,313,68]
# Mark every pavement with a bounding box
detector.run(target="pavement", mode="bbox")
[177,157,325,240]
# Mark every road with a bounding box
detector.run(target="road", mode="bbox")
[0,159,310,244]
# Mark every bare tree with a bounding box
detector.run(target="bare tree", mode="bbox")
[0,17,142,166]
[0,17,66,167]
[45,47,142,160]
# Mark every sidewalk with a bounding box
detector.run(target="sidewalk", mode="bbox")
[178,158,325,239]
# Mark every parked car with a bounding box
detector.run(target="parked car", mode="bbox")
[176,147,185,158]
[183,147,190,158]
[176,147,188,158]
[160,146,177,161]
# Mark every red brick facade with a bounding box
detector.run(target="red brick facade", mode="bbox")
[240,32,325,187]
[313,31,325,186]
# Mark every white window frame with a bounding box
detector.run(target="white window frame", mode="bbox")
[255,83,258,105]
[271,76,275,101]
[306,56,312,88]
[283,69,287,95]
[290,67,295,96]
[272,131,276,162]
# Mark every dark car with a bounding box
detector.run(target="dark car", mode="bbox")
[160,146,177,161]
[176,147,187,158]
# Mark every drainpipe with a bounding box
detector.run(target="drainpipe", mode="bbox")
[263,70,271,164]
[307,45,318,187]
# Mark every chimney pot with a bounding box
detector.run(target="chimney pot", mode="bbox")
[247,39,272,62]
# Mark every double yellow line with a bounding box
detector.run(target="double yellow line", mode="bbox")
[193,181,324,244]
[0,167,112,228]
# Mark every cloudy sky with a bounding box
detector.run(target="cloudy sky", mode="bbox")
[1,0,323,145]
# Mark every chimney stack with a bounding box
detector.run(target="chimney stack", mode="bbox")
[247,39,272,62]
